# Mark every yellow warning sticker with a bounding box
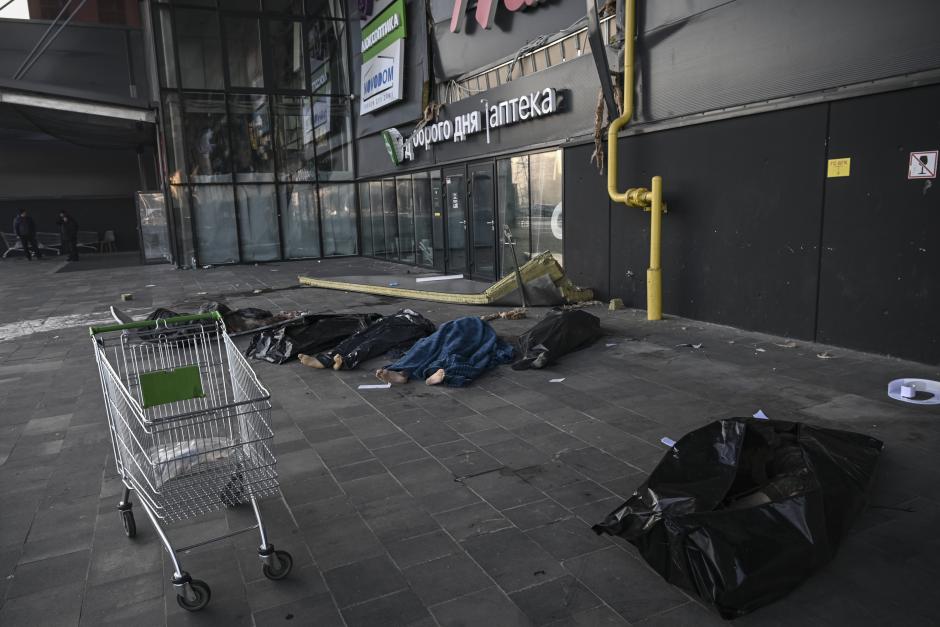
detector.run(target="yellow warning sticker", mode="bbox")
[827,158,851,178]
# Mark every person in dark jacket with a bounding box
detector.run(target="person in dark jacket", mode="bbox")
[57,211,79,261]
[12,210,42,260]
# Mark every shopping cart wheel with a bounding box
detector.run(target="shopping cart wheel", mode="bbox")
[262,550,293,581]
[176,579,211,612]
[120,509,136,539]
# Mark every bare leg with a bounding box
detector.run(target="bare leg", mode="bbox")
[298,354,325,369]
[425,369,446,386]
[332,354,344,370]
[375,368,408,384]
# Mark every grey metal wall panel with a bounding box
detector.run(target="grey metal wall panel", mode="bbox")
[816,85,940,364]
[638,0,940,123]
[607,104,828,339]
[0,20,146,105]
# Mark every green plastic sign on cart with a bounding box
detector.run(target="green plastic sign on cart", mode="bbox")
[139,366,205,408]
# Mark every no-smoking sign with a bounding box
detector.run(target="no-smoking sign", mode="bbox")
[908,150,937,179]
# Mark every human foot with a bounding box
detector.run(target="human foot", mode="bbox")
[298,354,325,369]
[375,368,408,384]
[425,369,446,385]
[332,354,344,370]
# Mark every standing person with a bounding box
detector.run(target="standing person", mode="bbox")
[57,211,80,261]
[12,210,42,260]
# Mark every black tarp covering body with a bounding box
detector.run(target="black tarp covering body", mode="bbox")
[313,309,436,369]
[593,418,884,618]
[246,313,381,364]
[512,310,602,370]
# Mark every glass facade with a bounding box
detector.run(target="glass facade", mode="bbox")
[358,150,562,276]
[153,0,356,265]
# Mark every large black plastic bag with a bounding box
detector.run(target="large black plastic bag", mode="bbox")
[246,313,381,364]
[512,309,602,370]
[592,418,884,619]
[313,309,436,369]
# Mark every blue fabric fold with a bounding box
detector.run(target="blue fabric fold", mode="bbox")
[385,317,515,387]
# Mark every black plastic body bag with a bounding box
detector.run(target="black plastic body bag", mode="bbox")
[512,309,602,370]
[593,418,884,619]
[245,313,381,364]
[313,309,436,369]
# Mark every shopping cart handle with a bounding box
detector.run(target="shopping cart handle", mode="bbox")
[89,311,223,336]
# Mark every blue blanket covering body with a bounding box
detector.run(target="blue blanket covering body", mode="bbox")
[386,317,514,386]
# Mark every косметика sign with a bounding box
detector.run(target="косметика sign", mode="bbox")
[360,0,406,115]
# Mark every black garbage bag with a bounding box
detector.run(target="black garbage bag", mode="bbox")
[311,309,436,370]
[245,313,381,364]
[199,301,281,333]
[512,309,602,370]
[592,418,884,619]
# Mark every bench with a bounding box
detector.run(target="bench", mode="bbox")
[1,232,62,258]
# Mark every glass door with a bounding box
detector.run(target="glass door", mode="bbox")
[443,166,468,275]
[468,161,496,281]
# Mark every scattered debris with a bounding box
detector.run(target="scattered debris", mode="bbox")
[145,284,156,288]
[608,298,625,311]
[549,378,566,383]
[775,340,797,348]
[660,436,676,447]
[358,383,391,390]
[120,293,133,301]
[252,289,263,294]
[560,299,604,311]
[415,274,463,283]
[388,282,400,287]
[753,409,769,420]
[887,378,940,405]
[816,351,836,359]
[480,308,527,322]
[755,347,766,353]
[728,340,736,344]
[605,342,617,347]
[675,343,703,350]
[196,292,208,296]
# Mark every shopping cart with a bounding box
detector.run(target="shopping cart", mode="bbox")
[90,311,292,611]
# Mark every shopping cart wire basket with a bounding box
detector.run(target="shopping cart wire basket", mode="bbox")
[90,312,292,611]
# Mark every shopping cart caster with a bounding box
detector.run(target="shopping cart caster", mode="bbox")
[118,502,136,539]
[173,573,211,612]
[259,546,293,581]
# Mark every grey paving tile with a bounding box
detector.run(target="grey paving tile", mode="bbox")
[303,514,385,571]
[341,471,410,505]
[509,575,603,626]
[549,604,630,626]
[556,447,640,483]
[6,548,90,599]
[371,441,429,467]
[340,588,431,627]
[502,499,572,531]
[332,458,388,482]
[324,554,408,608]
[418,486,483,514]
[525,516,611,561]
[430,586,532,627]
[403,553,493,606]
[358,494,441,542]
[563,547,688,623]
[461,467,546,510]
[245,564,328,613]
[385,529,459,569]
[462,528,565,593]
[433,502,513,542]
[252,592,345,627]
[0,581,84,627]
[544,480,615,509]
[389,457,456,497]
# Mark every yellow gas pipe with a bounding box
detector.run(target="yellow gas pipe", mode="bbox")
[606,0,664,321]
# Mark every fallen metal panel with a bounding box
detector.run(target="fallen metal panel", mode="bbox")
[298,252,594,306]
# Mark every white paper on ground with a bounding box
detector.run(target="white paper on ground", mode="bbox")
[415,274,464,283]
[606,343,617,347]
[661,437,676,447]
[753,409,769,420]
[887,378,940,405]
[549,378,566,383]
[358,383,391,389]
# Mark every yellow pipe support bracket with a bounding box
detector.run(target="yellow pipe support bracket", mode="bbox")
[605,0,665,321]
[647,176,663,321]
